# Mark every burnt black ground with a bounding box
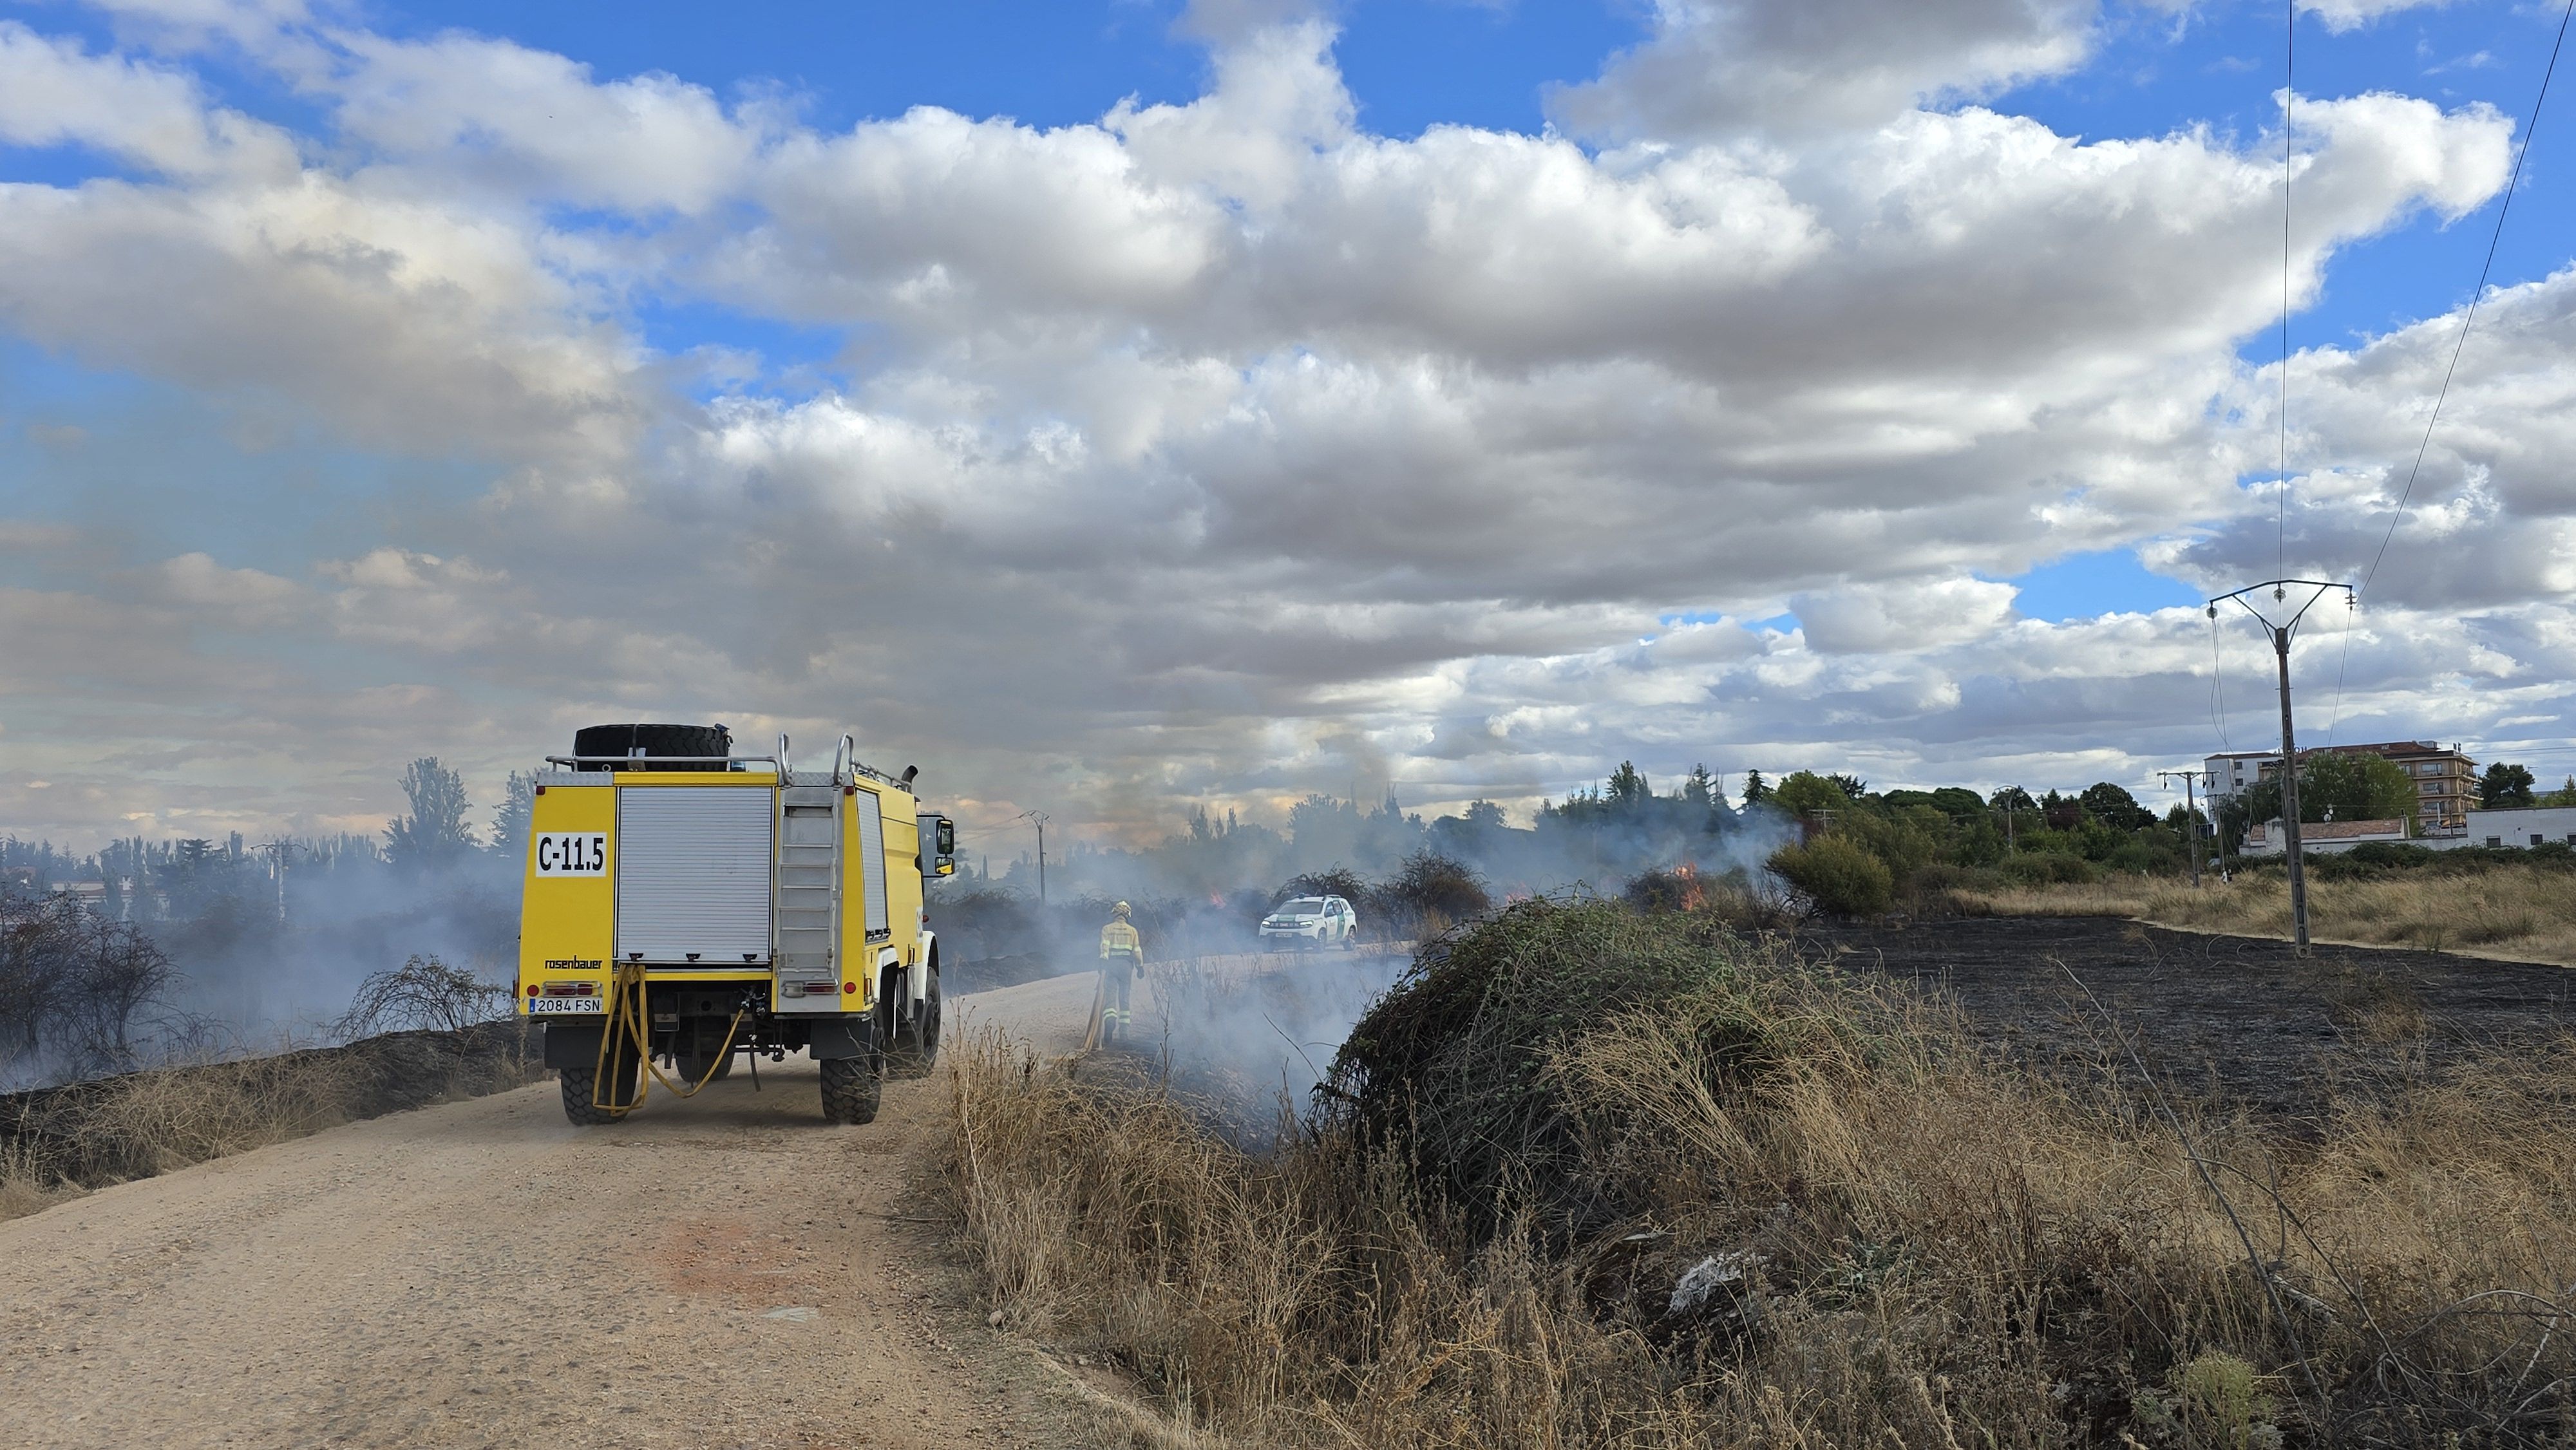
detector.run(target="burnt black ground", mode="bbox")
[1797,917,2576,1122]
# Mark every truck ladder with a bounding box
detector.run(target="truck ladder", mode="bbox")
[775,784,842,992]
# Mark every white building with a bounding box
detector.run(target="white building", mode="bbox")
[2242,818,2409,855]
[2432,806,2576,851]
[2204,751,2275,801]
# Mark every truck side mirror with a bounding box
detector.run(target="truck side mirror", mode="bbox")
[918,813,958,876]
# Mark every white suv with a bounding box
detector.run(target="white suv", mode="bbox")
[1259,894,1358,949]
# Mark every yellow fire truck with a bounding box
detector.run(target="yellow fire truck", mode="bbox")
[516,723,955,1125]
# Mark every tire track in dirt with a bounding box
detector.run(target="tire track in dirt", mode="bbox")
[0,974,1099,1450]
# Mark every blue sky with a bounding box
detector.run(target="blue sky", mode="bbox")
[2,0,2571,842]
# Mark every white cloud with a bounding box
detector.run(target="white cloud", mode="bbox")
[0,21,295,178]
[325,30,770,214]
[1549,0,2099,144]
[1792,577,2022,653]
[0,3,2567,849]
[2297,0,2454,35]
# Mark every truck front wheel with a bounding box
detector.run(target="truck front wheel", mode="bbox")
[820,1055,882,1125]
[886,963,942,1078]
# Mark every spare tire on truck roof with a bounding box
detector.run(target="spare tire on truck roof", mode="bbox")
[571,722,733,771]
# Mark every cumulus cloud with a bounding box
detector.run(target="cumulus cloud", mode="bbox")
[0,1,2565,850]
[1549,0,2098,143]
[0,21,294,178]
[2298,0,2456,34]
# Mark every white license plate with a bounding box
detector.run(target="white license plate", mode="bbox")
[531,996,604,1015]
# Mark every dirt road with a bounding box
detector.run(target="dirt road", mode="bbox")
[0,974,1102,1450]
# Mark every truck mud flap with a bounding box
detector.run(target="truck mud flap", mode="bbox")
[806,1016,877,1061]
[541,1019,606,1070]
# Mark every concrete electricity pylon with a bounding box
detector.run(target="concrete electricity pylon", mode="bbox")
[2207,579,2353,952]
[1014,810,1050,905]
[252,839,300,925]
[2155,769,2211,889]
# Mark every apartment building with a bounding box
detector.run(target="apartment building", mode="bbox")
[2204,740,2477,833]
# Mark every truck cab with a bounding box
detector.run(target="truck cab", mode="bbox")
[516,722,956,1125]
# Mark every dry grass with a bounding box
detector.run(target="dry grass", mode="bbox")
[0,1022,541,1220]
[938,913,2576,1448]
[1955,865,2576,966]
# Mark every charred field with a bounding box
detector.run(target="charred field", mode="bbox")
[1801,915,2575,1125]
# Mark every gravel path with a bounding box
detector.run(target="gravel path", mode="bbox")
[0,973,1100,1450]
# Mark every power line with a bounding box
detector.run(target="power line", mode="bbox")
[2357,0,2575,600]
[2322,589,2356,747]
[2278,0,2295,585]
[2320,0,2571,755]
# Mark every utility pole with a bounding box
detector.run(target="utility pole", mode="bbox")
[2208,580,2351,952]
[253,839,299,925]
[2155,769,2209,889]
[1016,810,1050,905]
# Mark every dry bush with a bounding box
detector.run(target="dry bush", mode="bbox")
[1956,865,2576,966]
[942,1028,1341,1424]
[334,953,514,1038]
[0,1021,540,1219]
[939,905,2576,1448]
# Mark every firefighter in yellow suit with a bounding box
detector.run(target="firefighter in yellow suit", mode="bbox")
[1098,900,1144,1044]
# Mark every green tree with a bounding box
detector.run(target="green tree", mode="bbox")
[2313,754,2418,824]
[1606,761,1650,809]
[2242,754,2418,829]
[1842,804,1947,887]
[1682,764,1714,809]
[1773,771,1850,819]
[2480,762,2536,809]
[2541,777,2576,809]
[2078,782,2155,831]
[386,758,475,874]
[1739,770,1770,806]
[488,770,536,860]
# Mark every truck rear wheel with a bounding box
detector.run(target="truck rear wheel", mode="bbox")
[820,1055,882,1125]
[557,1057,637,1126]
[886,964,942,1078]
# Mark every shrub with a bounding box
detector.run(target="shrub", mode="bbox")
[332,954,513,1039]
[1376,851,1490,936]
[2002,850,2097,885]
[1325,898,1857,1243]
[1768,834,1895,914]
[1622,866,1694,912]
[2103,838,2170,874]
[2344,841,2438,870]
